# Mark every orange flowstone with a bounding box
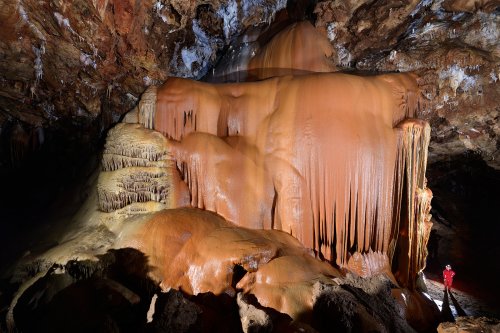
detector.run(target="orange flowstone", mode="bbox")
[152,72,426,273]
[115,207,340,318]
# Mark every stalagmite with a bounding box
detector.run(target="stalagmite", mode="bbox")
[102,122,173,170]
[98,167,174,212]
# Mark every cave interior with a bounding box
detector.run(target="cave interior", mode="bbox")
[1,0,500,332]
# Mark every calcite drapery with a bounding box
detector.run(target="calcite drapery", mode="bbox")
[124,71,432,288]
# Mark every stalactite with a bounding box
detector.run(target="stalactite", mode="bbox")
[137,85,157,130]
[391,119,431,288]
[415,187,433,275]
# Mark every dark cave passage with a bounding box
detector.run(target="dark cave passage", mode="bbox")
[425,154,500,318]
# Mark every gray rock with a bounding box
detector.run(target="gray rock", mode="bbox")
[236,293,273,333]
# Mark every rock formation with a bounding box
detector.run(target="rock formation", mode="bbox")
[123,70,432,291]
[2,1,499,332]
[97,123,190,212]
[114,208,340,316]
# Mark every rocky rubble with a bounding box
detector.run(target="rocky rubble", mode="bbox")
[437,316,500,333]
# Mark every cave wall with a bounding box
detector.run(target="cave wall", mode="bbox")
[313,0,500,168]
[1,0,498,171]
[0,0,287,170]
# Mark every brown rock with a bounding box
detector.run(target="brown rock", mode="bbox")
[438,316,500,333]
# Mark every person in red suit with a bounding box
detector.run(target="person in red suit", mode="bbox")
[443,264,456,291]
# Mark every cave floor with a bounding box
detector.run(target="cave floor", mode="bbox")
[425,273,499,321]
[424,217,500,321]
[425,158,500,321]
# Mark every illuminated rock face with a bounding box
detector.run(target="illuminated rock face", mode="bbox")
[123,71,432,289]
[247,21,336,79]
[115,207,340,319]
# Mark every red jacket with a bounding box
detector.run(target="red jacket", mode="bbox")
[443,268,455,282]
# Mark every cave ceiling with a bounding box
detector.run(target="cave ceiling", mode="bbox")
[0,0,499,169]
